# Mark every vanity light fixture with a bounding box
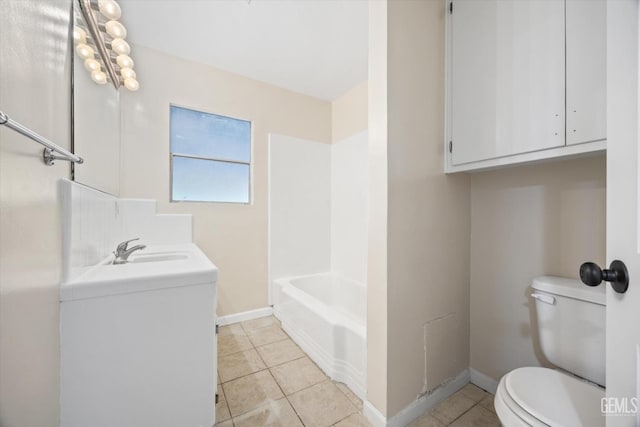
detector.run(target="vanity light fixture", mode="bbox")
[74,0,139,91]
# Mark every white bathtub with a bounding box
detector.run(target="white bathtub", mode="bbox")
[273,273,366,399]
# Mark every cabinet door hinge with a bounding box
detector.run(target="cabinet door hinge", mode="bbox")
[449,2,453,14]
[449,141,453,153]
[215,324,219,335]
[215,393,219,404]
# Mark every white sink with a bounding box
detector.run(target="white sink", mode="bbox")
[128,252,189,263]
[60,243,217,301]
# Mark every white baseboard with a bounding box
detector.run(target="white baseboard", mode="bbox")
[469,367,499,395]
[363,400,387,427]
[363,368,470,427]
[217,307,273,326]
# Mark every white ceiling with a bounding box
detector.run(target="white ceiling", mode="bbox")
[122,0,368,101]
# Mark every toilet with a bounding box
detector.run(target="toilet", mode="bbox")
[494,276,606,426]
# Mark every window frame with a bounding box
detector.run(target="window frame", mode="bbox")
[169,103,253,205]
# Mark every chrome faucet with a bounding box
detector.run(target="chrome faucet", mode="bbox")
[113,238,146,265]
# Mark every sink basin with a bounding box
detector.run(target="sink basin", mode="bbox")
[129,252,189,263]
[60,243,218,302]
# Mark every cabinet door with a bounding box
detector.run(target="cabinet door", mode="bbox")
[566,0,606,145]
[450,0,565,165]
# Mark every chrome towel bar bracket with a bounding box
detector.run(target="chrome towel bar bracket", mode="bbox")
[0,110,83,165]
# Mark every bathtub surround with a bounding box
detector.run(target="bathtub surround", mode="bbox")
[469,155,606,386]
[268,135,332,292]
[268,131,369,293]
[365,0,471,423]
[0,0,72,425]
[331,131,369,284]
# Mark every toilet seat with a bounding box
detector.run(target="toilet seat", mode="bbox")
[495,367,605,427]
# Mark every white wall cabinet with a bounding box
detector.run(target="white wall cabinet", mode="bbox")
[446,0,606,173]
[566,0,606,146]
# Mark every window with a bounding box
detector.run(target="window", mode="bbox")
[170,105,251,203]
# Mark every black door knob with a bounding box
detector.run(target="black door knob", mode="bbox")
[579,260,629,294]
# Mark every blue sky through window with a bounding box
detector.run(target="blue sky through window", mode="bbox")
[170,106,251,162]
[170,105,251,203]
[172,156,250,203]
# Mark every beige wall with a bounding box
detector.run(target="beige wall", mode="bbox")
[119,45,331,317]
[386,0,470,417]
[469,155,606,382]
[0,1,72,425]
[366,0,389,415]
[332,80,368,143]
[367,0,471,417]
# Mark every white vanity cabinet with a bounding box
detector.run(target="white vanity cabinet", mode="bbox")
[60,244,218,427]
[446,0,606,172]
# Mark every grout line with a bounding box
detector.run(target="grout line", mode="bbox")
[219,337,286,384]
[264,354,307,370]
[332,409,359,426]
[224,324,307,426]
[220,366,270,386]
[445,401,480,426]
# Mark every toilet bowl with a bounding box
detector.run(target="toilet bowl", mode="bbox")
[495,276,606,426]
[495,367,604,426]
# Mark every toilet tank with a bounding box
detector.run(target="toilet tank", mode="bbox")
[531,276,606,387]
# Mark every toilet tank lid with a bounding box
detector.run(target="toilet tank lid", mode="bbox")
[532,276,606,305]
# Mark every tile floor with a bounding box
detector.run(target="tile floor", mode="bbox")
[215,316,499,427]
[408,384,500,427]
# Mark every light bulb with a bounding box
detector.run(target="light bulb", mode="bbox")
[84,58,101,72]
[105,20,127,39]
[91,70,107,85]
[98,0,121,20]
[73,27,87,44]
[116,54,134,69]
[120,67,136,79]
[76,43,94,60]
[124,77,139,91]
[111,38,130,55]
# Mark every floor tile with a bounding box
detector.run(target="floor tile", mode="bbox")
[233,397,303,427]
[430,391,476,424]
[216,383,231,422]
[246,324,289,347]
[289,380,357,427]
[242,316,279,332]
[271,356,328,395]
[218,348,266,383]
[218,323,247,337]
[334,382,363,411]
[214,420,233,427]
[408,414,445,427]
[449,405,500,427]
[459,384,489,402]
[223,370,284,417]
[333,413,372,427]
[218,333,253,357]
[479,394,496,413]
[257,338,304,367]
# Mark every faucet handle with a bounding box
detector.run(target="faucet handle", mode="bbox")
[116,238,140,254]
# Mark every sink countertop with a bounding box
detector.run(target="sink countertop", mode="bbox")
[60,243,218,302]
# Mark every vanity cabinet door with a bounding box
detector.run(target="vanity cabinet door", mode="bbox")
[450,0,565,165]
[566,0,606,146]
